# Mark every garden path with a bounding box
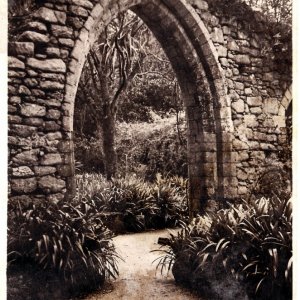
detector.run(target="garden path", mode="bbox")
[83,229,200,300]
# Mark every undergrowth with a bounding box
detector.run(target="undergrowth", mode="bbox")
[7,199,120,299]
[74,173,189,232]
[154,196,292,300]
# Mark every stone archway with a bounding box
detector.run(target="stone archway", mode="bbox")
[64,0,234,214]
[8,0,292,213]
[8,0,234,214]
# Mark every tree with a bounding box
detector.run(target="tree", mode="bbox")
[76,12,151,179]
[75,11,185,179]
[244,0,292,26]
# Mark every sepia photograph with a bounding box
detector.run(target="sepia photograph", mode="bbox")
[5,0,294,299]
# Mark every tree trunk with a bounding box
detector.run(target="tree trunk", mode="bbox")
[102,106,117,180]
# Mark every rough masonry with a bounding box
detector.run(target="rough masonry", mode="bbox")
[8,0,292,214]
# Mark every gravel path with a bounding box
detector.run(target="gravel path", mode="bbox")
[83,229,200,300]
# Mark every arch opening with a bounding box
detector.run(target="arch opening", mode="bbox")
[64,0,234,214]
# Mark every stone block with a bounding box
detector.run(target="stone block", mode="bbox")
[227,39,239,51]
[12,150,39,165]
[8,70,26,78]
[250,151,265,161]
[234,54,251,65]
[247,96,263,107]
[69,5,89,17]
[238,186,248,195]
[21,103,46,117]
[24,117,44,127]
[34,166,57,176]
[272,116,286,128]
[24,78,39,87]
[237,151,249,162]
[244,115,258,128]
[232,99,244,113]
[41,153,63,165]
[62,116,72,131]
[72,0,94,9]
[260,143,276,150]
[19,31,49,43]
[46,47,60,57]
[26,21,48,33]
[244,88,252,95]
[12,166,35,177]
[19,85,31,95]
[211,27,224,44]
[249,107,262,114]
[34,7,66,24]
[51,24,73,38]
[38,175,66,193]
[46,109,61,120]
[266,134,277,142]
[44,121,61,131]
[41,73,65,82]
[263,72,274,81]
[27,58,66,73]
[8,57,25,69]
[40,80,64,90]
[8,115,22,124]
[46,132,63,141]
[252,132,266,141]
[250,38,259,48]
[237,168,248,180]
[233,139,249,150]
[217,45,227,57]
[57,164,73,177]
[68,16,84,29]
[235,82,244,90]
[8,42,34,56]
[263,98,279,115]
[11,177,37,193]
[223,151,237,163]
[191,0,209,10]
[58,38,75,48]
[8,85,18,95]
[8,96,21,104]
[10,124,37,138]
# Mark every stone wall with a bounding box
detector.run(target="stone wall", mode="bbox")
[188,0,292,196]
[8,0,292,210]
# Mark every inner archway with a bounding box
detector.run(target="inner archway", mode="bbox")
[64,0,234,214]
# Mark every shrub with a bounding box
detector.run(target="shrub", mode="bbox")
[155,196,292,300]
[74,136,105,173]
[116,115,187,179]
[74,173,188,232]
[7,199,120,298]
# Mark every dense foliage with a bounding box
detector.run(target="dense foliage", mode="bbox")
[7,200,120,298]
[75,173,189,232]
[75,114,187,179]
[155,196,292,299]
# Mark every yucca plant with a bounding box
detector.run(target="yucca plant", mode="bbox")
[7,199,120,297]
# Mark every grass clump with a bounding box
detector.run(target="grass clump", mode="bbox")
[155,196,292,300]
[75,173,189,232]
[7,199,120,299]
